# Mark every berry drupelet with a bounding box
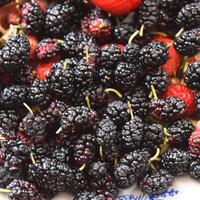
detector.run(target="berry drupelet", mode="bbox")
[138,169,174,195]
[28,80,52,107]
[74,191,104,200]
[124,87,150,118]
[43,100,67,120]
[121,116,144,150]
[0,85,27,109]
[45,1,83,37]
[134,0,159,32]
[149,97,186,122]
[89,173,118,199]
[114,62,138,91]
[167,119,194,148]
[184,61,200,90]
[176,2,200,30]
[95,118,117,146]
[74,58,97,90]
[98,68,114,87]
[28,157,75,194]
[36,38,61,60]
[160,148,191,175]
[88,161,109,180]
[46,59,75,98]
[139,41,169,68]
[7,179,43,200]
[100,44,123,69]
[114,23,137,44]
[103,100,129,126]
[60,106,98,135]
[0,109,19,132]
[71,170,88,194]
[114,151,149,188]
[73,133,96,167]
[0,166,24,188]
[74,84,109,110]
[51,145,70,163]
[21,2,45,35]
[20,112,49,144]
[0,34,30,72]
[145,67,169,95]
[142,123,164,150]
[174,28,200,56]
[123,43,140,64]
[190,160,200,181]
[102,140,121,163]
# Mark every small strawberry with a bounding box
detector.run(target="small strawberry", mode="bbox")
[33,57,59,80]
[152,35,182,77]
[92,0,141,15]
[189,122,200,158]
[162,82,196,117]
[26,34,38,60]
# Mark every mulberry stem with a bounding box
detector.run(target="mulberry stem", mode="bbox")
[150,85,158,100]
[127,101,134,121]
[139,24,144,37]
[128,30,139,44]
[175,27,184,38]
[85,96,91,109]
[79,164,86,171]
[104,88,122,98]
[23,103,34,115]
[0,188,11,193]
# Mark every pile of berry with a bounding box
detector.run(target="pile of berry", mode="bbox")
[0,0,199,199]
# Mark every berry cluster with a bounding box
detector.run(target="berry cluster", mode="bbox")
[0,0,199,199]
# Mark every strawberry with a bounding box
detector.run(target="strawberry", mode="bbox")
[26,35,38,60]
[162,82,196,117]
[152,35,182,77]
[33,57,59,80]
[189,122,200,158]
[92,0,141,15]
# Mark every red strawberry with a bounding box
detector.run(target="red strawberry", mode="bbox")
[152,35,182,77]
[92,0,141,15]
[26,35,38,60]
[33,57,59,80]
[189,122,200,158]
[162,82,196,116]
